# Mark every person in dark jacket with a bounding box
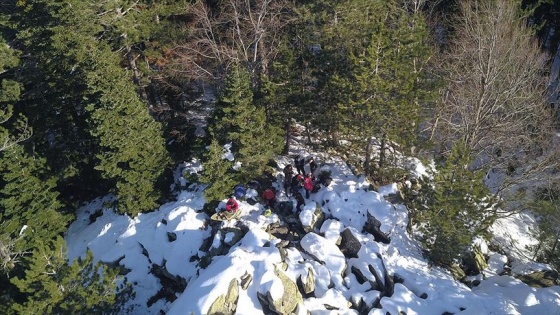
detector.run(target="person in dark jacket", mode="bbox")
[294,154,306,176]
[283,164,294,196]
[308,157,318,178]
[294,191,305,212]
[291,174,303,196]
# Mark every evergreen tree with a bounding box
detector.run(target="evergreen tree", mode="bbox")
[210,65,282,182]
[527,183,560,270]
[11,237,132,314]
[0,145,69,268]
[413,142,499,266]
[7,0,172,216]
[200,138,236,203]
[85,42,170,217]
[334,0,436,181]
[0,26,30,153]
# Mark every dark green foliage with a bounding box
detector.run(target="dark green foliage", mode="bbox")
[85,43,170,217]
[209,65,282,183]
[200,139,237,203]
[11,237,133,315]
[527,183,560,270]
[0,145,69,271]
[335,0,436,179]
[411,143,499,266]
[3,1,175,213]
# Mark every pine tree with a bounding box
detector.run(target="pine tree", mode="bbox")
[4,1,176,213]
[200,138,236,203]
[85,43,171,217]
[0,145,69,272]
[415,143,499,266]
[527,183,560,270]
[210,65,282,182]
[335,0,436,181]
[11,237,132,314]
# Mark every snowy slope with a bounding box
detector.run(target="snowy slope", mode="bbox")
[65,152,560,314]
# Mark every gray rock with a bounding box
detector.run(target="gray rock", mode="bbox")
[266,265,303,314]
[222,227,244,246]
[339,228,361,258]
[302,203,325,233]
[363,212,390,244]
[516,270,559,288]
[167,232,177,242]
[297,267,315,296]
[207,278,239,315]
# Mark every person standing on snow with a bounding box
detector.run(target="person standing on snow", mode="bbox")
[283,164,294,196]
[307,157,318,179]
[294,154,306,176]
[294,191,305,212]
[291,174,304,196]
[303,173,314,199]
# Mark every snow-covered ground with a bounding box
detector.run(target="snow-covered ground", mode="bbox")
[65,147,560,314]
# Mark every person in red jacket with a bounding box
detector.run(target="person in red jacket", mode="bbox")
[262,188,277,209]
[303,173,314,199]
[225,197,239,213]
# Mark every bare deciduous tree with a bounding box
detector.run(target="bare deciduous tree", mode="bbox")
[431,0,559,194]
[172,0,291,85]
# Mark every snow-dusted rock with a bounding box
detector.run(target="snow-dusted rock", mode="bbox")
[207,278,239,315]
[300,202,325,233]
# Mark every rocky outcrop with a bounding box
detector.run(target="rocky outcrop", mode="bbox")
[297,267,315,297]
[339,228,361,258]
[258,266,303,314]
[516,270,559,288]
[363,212,390,244]
[301,203,325,233]
[207,278,239,315]
[147,259,187,307]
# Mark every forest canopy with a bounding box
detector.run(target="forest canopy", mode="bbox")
[0,0,559,313]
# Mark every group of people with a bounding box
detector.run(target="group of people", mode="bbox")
[221,154,323,217]
[284,155,318,198]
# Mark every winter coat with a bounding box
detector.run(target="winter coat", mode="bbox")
[303,177,314,191]
[262,189,276,201]
[309,160,318,175]
[225,198,239,212]
[283,164,294,176]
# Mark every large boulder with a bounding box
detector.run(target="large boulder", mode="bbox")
[363,212,390,244]
[207,278,239,315]
[300,202,325,233]
[297,267,315,297]
[258,265,303,314]
[516,270,559,288]
[462,244,488,275]
[339,228,361,258]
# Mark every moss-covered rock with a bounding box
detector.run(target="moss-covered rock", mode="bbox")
[266,265,303,314]
[516,270,559,288]
[207,278,239,315]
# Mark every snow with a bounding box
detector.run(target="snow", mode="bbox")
[64,150,560,314]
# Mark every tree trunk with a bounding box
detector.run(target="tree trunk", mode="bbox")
[364,137,372,177]
[379,133,387,171]
[283,119,290,154]
[126,43,148,102]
